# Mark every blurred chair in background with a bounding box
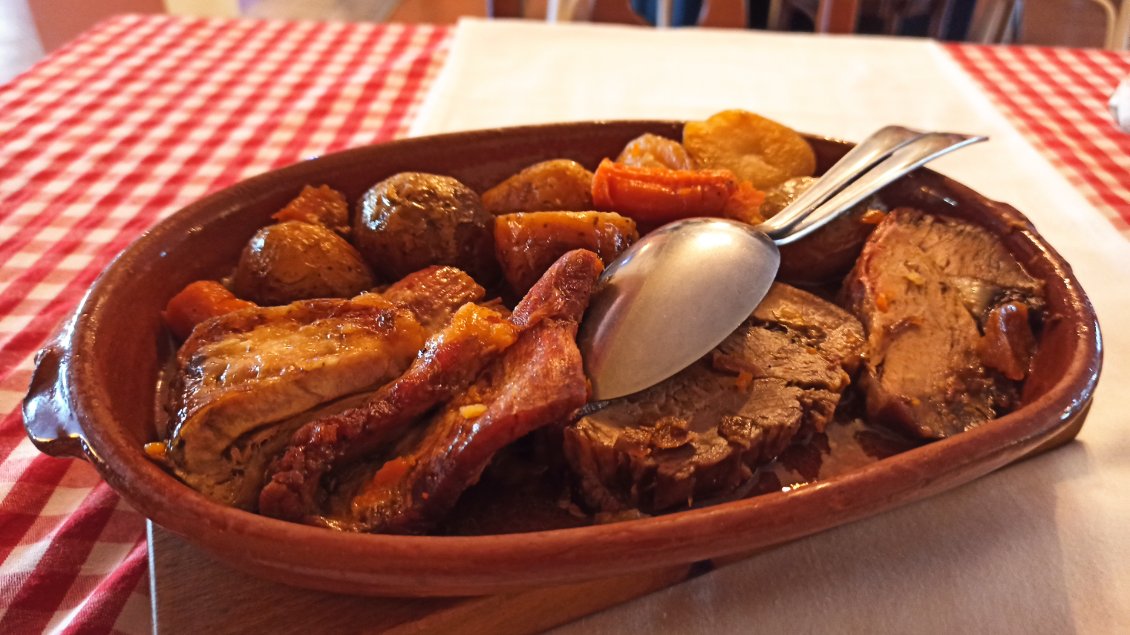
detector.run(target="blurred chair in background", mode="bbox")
[769,0,957,37]
[966,0,1021,43]
[19,0,1127,56]
[1088,0,1130,48]
[488,0,749,27]
[25,0,240,51]
[488,0,949,35]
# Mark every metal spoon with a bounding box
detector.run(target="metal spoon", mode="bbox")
[578,127,987,400]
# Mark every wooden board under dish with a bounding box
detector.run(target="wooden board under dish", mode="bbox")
[148,523,706,634]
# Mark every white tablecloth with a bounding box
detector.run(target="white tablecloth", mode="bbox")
[412,19,1130,633]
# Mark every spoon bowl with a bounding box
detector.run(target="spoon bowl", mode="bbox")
[578,218,779,400]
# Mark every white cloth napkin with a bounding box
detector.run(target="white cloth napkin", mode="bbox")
[413,19,1130,633]
[1111,73,1130,132]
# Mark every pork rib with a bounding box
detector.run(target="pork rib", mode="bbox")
[258,303,518,520]
[164,267,483,508]
[338,249,602,533]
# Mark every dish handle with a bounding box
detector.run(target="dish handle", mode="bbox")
[22,314,91,461]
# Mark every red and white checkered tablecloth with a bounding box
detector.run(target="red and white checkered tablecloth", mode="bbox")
[0,15,448,632]
[0,14,1127,634]
[946,43,1130,232]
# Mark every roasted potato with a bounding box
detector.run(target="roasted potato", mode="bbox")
[683,109,816,190]
[354,172,498,282]
[271,185,351,235]
[230,221,374,305]
[764,176,884,284]
[494,211,638,295]
[481,159,594,214]
[760,176,817,217]
[616,133,695,170]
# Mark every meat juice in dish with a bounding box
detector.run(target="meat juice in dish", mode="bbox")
[147,109,1045,534]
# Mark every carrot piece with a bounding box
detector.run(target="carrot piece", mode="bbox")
[370,457,412,489]
[723,180,768,225]
[163,280,256,340]
[591,159,765,225]
[352,457,414,510]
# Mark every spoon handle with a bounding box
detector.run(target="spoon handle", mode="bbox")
[769,131,988,246]
[756,125,925,239]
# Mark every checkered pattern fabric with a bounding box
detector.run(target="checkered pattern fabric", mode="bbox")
[2,14,1128,633]
[946,44,1130,232]
[0,15,448,632]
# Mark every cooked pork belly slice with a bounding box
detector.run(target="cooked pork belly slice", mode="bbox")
[842,208,1044,439]
[564,283,864,514]
[165,267,484,508]
[380,265,490,329]
[335,250,602,534]
[258,303,518,521]
[259,249,607,523]
[344,322,587,534]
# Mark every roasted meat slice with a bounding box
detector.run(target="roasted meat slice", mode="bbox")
[381,265,491,329]
[335,249,603,534]
[260,250,604,523]
[843,208,1044,439]
[164,267,484,508]
[259,303,519,521]
[564,283,864,514]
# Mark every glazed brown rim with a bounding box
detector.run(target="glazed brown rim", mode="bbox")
[33,121,1102,590]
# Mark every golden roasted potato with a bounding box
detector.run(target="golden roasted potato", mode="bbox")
[683,109,816,190]
[760,176,817,217]
[616,133,695,170]
[494,211,638,295]
[271,185,350,235]
[481,159,594,214]
[763,176,883,284]
[231,221,374,305]
[354,172,498,282]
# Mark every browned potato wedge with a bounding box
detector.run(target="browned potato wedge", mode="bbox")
[354,172,498,283]
[616,133,695,170]
[231,221,374,305]
[481,159,594,214]
[494,211,638,295]
[763,176,884,284]
[760,176,817,217]
[271,185,351,235]
[683,109,816,190]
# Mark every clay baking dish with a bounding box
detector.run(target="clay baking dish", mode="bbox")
[23,121,1102,597]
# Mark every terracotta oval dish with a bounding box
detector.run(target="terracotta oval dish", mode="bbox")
[23,122,1101,597]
